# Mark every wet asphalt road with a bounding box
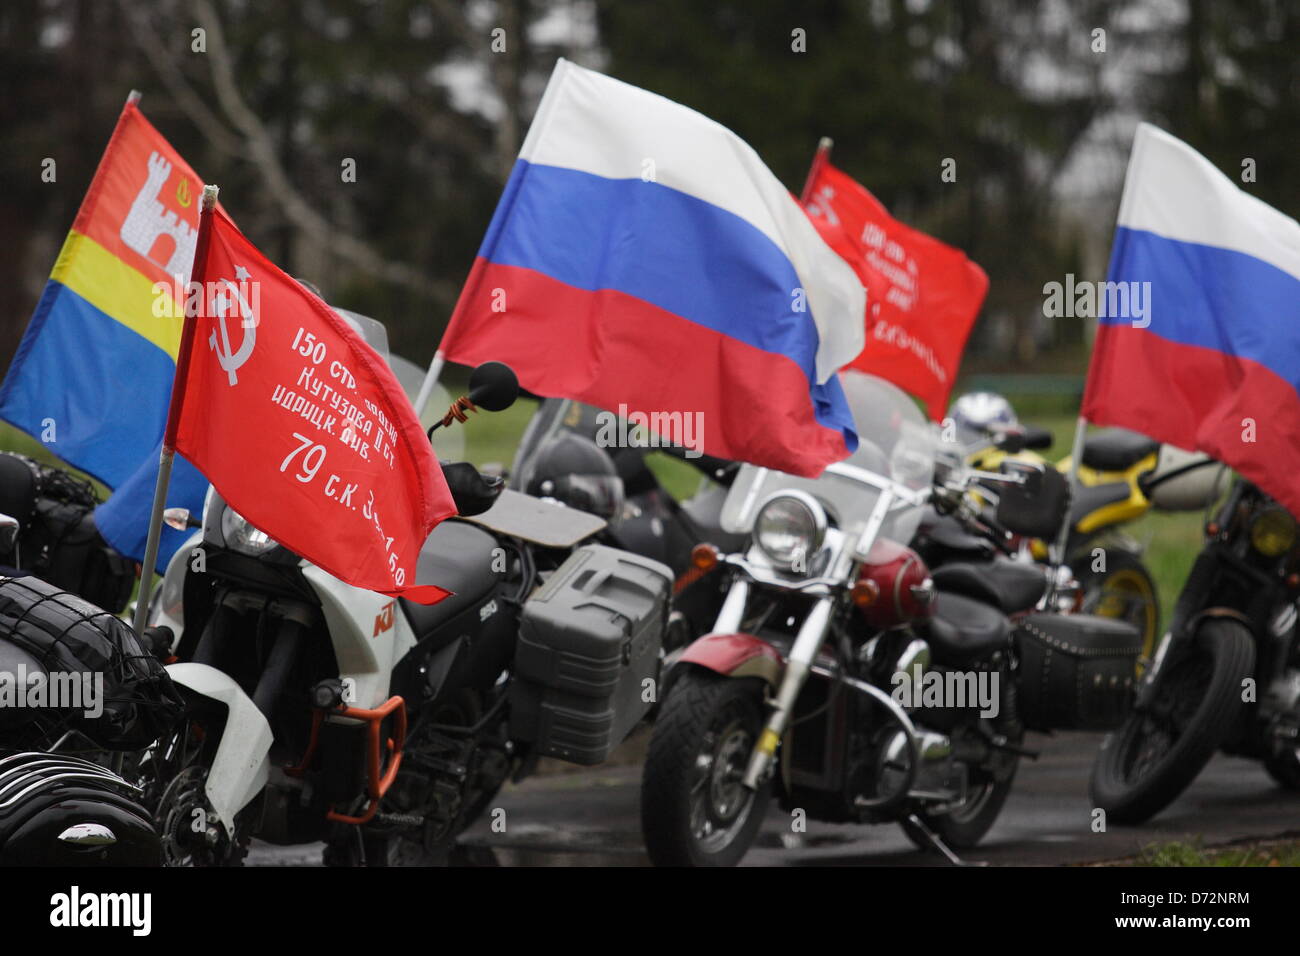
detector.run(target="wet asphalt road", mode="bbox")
[246,730,1299,866]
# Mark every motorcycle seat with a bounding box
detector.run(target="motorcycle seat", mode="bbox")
[1081,429,1158,472]
[931,558,1046,613]
[925,591,1011,665]
[916,509,995,559]
[1069,481,1132,528]
[0,640,47,730]
[399,520,501,641]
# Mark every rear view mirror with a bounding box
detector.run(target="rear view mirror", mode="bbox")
[468,361,519,412]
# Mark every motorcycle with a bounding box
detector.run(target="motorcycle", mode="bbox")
[1091,472,1300,823]
[0,564,178,866]
[946,392,1226,670]
[639,371,1144,866]
[137,315,670,865]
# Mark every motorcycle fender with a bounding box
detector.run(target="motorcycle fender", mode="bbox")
[1189,607,1253,631]
[165,662,272,835]
[675,633,784,689]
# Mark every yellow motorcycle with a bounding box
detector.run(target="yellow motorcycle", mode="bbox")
[950,393,1226,673]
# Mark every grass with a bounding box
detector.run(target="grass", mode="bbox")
[1126,838,1300,867]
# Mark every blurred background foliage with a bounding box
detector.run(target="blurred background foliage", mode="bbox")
[2,0,1296,380]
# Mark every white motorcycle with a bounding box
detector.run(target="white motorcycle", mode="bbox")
[138,314,671,865]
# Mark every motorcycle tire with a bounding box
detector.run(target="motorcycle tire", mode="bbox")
[1264,748,1300,791]
[640,669,771,867]
[1090,619,1254,824]
[1073,547,1160,675]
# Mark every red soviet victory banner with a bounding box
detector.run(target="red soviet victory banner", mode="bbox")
[802,157,989,421]
[168,197,455,604]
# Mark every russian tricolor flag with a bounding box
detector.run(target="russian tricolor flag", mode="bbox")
[1083,123,1300,517]
[441,60,866,477]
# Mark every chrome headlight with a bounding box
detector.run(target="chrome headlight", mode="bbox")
[753,491,826,572]
[221,507,278,556]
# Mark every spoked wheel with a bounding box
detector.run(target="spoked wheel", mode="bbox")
[1090,619,1254,824]
[640,670,771,867]
[1075,549,1160,676]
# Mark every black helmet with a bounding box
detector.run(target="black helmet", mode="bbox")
[525,433,624,521]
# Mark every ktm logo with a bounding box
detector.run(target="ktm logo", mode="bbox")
[373,601,395,637]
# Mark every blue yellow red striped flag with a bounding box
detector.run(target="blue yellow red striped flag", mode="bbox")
[0,96,213,570]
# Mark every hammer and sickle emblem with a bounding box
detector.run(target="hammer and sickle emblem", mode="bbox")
[207,271,257,386]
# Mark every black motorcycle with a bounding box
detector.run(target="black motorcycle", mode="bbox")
[1091,474,1300,821]
[0,572,180,866]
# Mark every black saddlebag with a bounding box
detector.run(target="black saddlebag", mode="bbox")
[1013,612,1142,731]
[510,544,671,765]
[0,575,183,749]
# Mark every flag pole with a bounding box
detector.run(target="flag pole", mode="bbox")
[799,136,833,205]
[412,349,445,422]
[1054,413,1088,563]
[132,184,219,635]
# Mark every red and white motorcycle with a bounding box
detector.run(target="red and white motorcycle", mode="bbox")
[640,370,1142,866]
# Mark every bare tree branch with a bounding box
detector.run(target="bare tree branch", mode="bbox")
[190,0,453,299]
[117,0,244,156]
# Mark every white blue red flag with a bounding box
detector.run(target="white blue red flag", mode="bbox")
[1083,123,1300,516]
[440,59,865,477]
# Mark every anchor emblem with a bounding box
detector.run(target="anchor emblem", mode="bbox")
[208,265,257,386]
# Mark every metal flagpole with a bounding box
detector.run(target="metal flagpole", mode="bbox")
[799,136,833,205]
[412,349,445,422]
[1054,413,1088,563]
[132,184,219,635]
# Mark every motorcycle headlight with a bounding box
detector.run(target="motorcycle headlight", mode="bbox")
[221,507,278,556]
[753,491,826,573]
[1250,506,1296,557]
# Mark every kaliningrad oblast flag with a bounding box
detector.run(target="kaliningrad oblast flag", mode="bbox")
[0,95,212,569]
[440,59,866,477]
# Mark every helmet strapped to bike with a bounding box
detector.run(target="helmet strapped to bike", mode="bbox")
[525,432,625,521]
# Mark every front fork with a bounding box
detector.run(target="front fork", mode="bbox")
[742,595,835,789]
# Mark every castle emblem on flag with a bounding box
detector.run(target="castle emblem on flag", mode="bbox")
[119,151,198,279]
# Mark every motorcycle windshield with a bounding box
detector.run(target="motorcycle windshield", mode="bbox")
[720,370,934,556]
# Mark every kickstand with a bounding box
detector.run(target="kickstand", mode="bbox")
[903,814,988,867]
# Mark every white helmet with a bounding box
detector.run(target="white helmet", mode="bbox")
[948,392,1019,448]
